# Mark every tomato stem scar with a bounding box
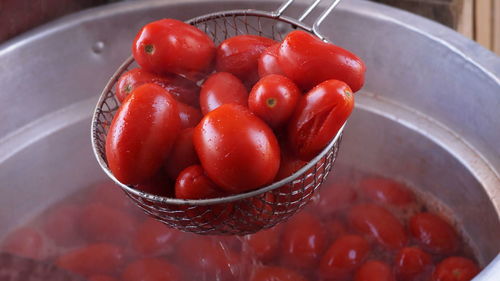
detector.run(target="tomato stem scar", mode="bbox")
[145,44,155,54]
[266,98,277,108]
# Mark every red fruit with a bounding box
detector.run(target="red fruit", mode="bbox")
[132,19,215,79]
[395,247,432,281]
[251,266,308,281]
[133,217,180,256]
[81,202,138,244]
[89,275,118,281]
[42,203,82,246]
[115,68,200,107]
[282,212,327,269]
[122,258,185,281]
[1,227,45,260]
[258,43,284,77]
[106,83,181,185]
[433,257,479,281]
[87,181,134,211]
[164,128,199,180]
[287,79,354,161]
[216,35,277,84]
[175,165,223,199]
[360,177,415,206]
[319,235,371,281]
[410,213,458,255]
[194,104,280,193]
[57,243,125,276]
[199,72,248,115]
[246,225,282,262]
[249,74,301,128]
[314,182,357,216]
[348,204,407,249]
[177,102,202,129]
[354,260,395,281]
[279,30,365,92]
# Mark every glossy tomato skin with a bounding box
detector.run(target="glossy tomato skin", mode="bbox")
[81,202,139,244]
[395,247,432,281]
[410,213,458,255]
[288,79,354,161]
[320,235,371,281]
[354,260,395,281]
[106,83,181,185]
[122,258,185,281]
[281,211,327,270]
[193,104,280,193]
[258,43,284,77]
[199,72,248,115]
[164,128,199,180]
[432,257,479,281]
[177,102,202,129]
[175,165,223,199]
[57,243,125,276]
[251,266,308,281]
[132,19,215,79]
[177,237,240,281]
[1,227,45,260]
[359,177,415,207]
[249,74,301,128]
[216,35,277,84]
[246,225,282,262]
[133,217,180,257]
[278,30,365,92]
[348,203,407,249]
[115,68,200,107]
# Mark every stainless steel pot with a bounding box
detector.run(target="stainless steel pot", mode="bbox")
[0,0,498,279]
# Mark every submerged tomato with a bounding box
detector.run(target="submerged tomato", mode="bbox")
[106,83,180,185]
[288,79,354,160]
[132,19,215,79]
[410,212,458,255]
[360,177,415,206]
[42,203,82,246]
[1,227,45,260]
[115,68,200,107]
[216,35,277,84]
[246,225,282,262]
[282,212,327,270]
[279,30,365,92]
[251,266,308,281]
[354,260,395,281]
[175,165,223,199]
[199,72,248,115]
[122,258,185,281]
[57,243,125,276]
[249,74,301,128]
[348,203,407,249]
[258,43,284,77]
[320,235,371,281]
[164,128,199,181]
[395,247,432,281]
[193,104,280,193]
[133,217,180,257]
[432,257,479,281]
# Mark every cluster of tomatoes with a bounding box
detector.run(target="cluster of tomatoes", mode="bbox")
[105,18,365,198]
[0,175,479,281]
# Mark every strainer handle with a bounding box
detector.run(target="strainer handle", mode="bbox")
[274,0,342,40]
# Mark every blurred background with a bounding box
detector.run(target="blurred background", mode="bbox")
[1,0,499,55]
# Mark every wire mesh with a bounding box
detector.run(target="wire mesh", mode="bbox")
[91,10,344,235]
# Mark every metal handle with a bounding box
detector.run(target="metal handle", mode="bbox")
[274,0,341,40]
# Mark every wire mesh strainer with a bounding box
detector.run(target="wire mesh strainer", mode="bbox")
[91,0,345,235]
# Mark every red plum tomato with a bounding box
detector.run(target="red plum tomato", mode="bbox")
[133,217,180,257]
[105,83,180,185]
[395,247,432,281]
[432,257,479,281]
[193,104,280,193]
[258,43,285,77]
[360,177,415,206]
[175,165,223,199]
[199,72,248,115]
[251,266,309,281]
[57,243,125,276]
[122,258,185,281]
[288,79,354,160]
[164,128,199,181]
[132,19,215,80]
[1,227,45,260]
[410,212,458,255]
[249,74,301,128]
[278,30,365,92]
[354,260,395,281]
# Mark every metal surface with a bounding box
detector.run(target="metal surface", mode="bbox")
[91,0,345,235]
[0,0,498,278]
